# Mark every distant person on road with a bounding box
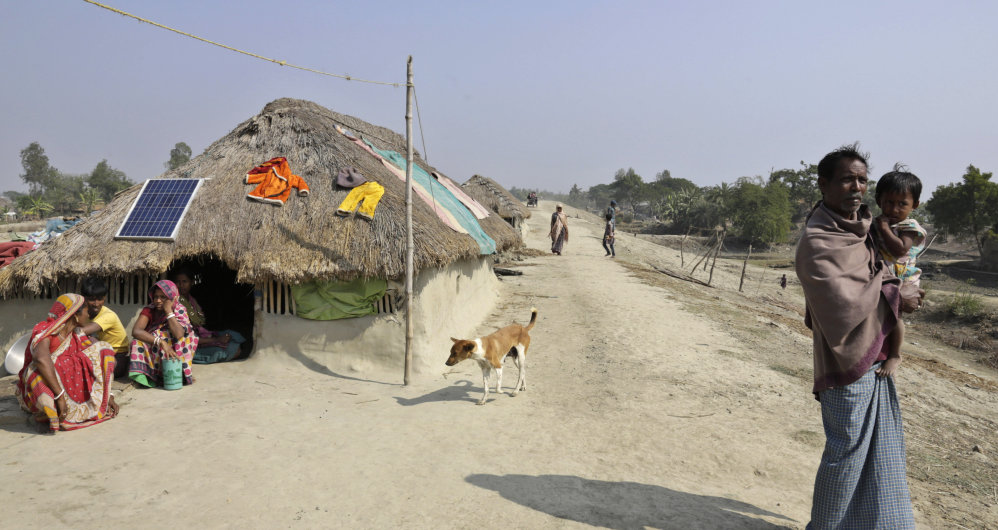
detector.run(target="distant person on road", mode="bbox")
[606,200,617,223]
[871,164,926,379]
[779,274,787,290]
[602,212,615,257]
[796,144,921,529]
[550,204,569,255]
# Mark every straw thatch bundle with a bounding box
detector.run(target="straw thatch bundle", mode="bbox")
[0,98,519,295]
[461,174,530,223]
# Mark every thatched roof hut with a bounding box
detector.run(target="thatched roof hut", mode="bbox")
[0,98,518,295]
[461,175,530,237]
[0,98,519,375]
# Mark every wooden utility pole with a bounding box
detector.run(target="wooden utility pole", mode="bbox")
[738,244,753,292]
[404,56,414,385]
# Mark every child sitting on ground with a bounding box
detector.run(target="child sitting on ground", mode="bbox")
[872,164,927,378]
[602,212,615,257]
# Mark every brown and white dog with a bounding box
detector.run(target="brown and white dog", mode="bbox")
[445,308,537,405]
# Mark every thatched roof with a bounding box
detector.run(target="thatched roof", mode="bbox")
[461,175,530,221]
[0,98,519,295]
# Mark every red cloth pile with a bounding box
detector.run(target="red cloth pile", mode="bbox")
[0,241,36,268]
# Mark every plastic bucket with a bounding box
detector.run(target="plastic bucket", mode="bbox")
[162,358,183,390]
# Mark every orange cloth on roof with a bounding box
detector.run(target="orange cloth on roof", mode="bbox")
[245,157,310,206]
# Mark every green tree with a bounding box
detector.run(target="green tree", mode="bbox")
[166,142,193,170]
[926,165,998,257]
[24,196,54,219]
[567,184,584,207]
[46,174,85,214]
[20,142,60,195]
[661,188,706,232]
[727,180,791,245]
[88,159,133,203]
[768,162,820,221]
[647,170,697,216]
[611,168,644,209]
[587,183,614,208]
[79,188,101,214]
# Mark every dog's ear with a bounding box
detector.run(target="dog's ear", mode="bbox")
[462,342,475,353]
[450,337,459,343]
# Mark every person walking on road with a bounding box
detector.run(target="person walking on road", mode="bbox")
[550,204,569,255]
[602,212,616,257]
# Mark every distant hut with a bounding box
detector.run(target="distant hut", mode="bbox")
[461,174,530,238]
[0,98,518,375]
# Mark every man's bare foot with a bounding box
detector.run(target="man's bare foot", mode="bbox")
[876,356,902,378]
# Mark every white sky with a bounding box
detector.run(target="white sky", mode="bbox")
[3,1,997,198]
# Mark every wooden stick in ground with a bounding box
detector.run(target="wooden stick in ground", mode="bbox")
[739,244,753,292]
[707,230,724,286]
[680,227,691,267]
[689,231,717,274]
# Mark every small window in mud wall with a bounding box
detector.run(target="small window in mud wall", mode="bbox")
[260,280,403,316]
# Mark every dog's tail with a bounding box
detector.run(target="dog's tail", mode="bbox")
[525,307,538,331]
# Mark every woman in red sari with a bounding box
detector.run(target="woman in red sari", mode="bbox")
[16,293,119,433]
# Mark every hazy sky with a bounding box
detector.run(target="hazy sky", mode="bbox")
[3,1,997,199]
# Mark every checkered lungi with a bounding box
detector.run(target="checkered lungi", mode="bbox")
[807,363,915,529]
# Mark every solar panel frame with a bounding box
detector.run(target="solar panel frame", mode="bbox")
[114,179,204,241]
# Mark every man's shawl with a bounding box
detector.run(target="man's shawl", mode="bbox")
[795,203,900,394]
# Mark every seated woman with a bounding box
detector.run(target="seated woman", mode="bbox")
[16,293,119,433]
[129,279,199,387]
[171,268,246,364]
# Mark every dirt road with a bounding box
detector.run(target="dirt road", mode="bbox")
[1,201,995,528]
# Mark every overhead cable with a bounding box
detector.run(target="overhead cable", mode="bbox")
[83,0,402,87]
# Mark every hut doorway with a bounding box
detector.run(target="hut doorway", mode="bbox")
[169,256,255,360]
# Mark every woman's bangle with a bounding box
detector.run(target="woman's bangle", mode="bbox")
[54,389,65,400]
[166,313,176,320]
[154,336,160,346]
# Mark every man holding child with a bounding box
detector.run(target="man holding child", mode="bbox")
[795,144,921,529]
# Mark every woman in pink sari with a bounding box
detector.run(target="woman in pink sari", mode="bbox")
[128,279,199,387]
[16,293,119,433]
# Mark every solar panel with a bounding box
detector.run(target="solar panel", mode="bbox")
[115,179,203,240]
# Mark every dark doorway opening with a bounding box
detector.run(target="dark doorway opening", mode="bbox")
[168,255,255,360]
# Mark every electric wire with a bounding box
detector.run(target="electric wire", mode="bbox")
[83,0,402,87]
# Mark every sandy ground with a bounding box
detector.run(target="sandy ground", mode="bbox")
[1,201,996,528]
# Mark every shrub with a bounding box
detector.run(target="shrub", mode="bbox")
[944,286,986,320]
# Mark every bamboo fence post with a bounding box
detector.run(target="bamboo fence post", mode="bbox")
[689,230,717,274]
[739,244,753,292]
[680,227,691,267]
[707,230,724,286]
[404,56,414,386]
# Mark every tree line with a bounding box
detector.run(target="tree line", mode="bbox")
[4,141,194,220]
[513,162,997,252]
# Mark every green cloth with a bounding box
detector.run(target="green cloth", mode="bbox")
[130,373,153,388]
[291,278,388,320]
